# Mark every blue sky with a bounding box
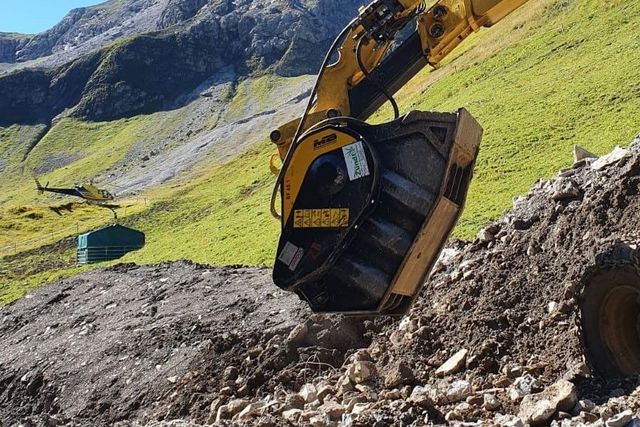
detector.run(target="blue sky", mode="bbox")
[0,0,105,34]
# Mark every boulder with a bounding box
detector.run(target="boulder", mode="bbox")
[435,349,469,377]
[347,361,376,384]
[383,361,416,387]
[299,383,318,403]
[518,379,577,425]
[606,410,634,427]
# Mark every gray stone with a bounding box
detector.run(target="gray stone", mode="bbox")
[408,385,436,408]
[518,379,577,425]
[223,366,239,381]
[435,349,468,377]
[573,399,596,414]
[282,409,302,422]
[319,401,344,421]
[285,393,305,410]
[606,410,634,427]
[446,380,472,403]
[383,361,415,387]
[216,398,250,421]
[299,383,318,403]
[573,145,598,163]
[478,228,496,243]
[592,146,631,170]
[509,374,542,401]
[286,323,308,344]
[551,179,581,201]
[236,401,265,420]
[347,361,376,384]
[483,393,501,411]
[316,384,335,403]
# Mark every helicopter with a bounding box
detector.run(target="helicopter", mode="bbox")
[35,178,115,204]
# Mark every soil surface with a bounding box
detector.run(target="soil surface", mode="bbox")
[2,138,640,426]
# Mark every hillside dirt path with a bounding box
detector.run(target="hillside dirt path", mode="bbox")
[0,263,310,424]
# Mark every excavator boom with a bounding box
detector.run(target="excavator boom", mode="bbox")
[270,0,529,315]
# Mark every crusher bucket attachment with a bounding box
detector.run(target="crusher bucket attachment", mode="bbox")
[273,109,482,315]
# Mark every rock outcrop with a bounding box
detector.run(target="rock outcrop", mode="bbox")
[0,0,362,124]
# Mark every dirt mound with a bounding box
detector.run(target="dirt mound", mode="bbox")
[2,138,640,426]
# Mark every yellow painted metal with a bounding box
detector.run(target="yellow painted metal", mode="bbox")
[269,0,529,172]
[270,1,424,161]
[381,108,482,309]
[419,0,529,66]
[281,128,358,223]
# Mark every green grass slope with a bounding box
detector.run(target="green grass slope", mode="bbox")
[396,0,640,236]
[122,141,278,266]
[125,0,640,265]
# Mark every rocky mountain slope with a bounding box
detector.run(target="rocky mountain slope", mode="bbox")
[0,0,361,125]
[2,138,639,426]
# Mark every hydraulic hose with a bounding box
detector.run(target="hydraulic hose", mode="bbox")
[270,18,358,220]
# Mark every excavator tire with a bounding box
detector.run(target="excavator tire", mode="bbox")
[581,243,640,377]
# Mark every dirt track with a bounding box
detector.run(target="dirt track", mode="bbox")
[2,138,640,426]
[0,263,309,424]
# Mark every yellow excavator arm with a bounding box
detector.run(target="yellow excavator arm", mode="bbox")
[270,0,530,315]
[270,0,529,160]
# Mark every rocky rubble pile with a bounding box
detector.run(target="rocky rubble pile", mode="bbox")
[172,137,640,426]
[4,138,640,426]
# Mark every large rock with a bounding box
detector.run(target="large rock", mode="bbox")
[518,379,577,425]
[347,361,376,384]
[435,349,469,377]
[383,361,416,387]
[0,0,365,124]
[606,410,634,427]
[408,386,436,408]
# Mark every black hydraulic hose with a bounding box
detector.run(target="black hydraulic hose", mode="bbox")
[356,36,400,120]
[270,18,357,219]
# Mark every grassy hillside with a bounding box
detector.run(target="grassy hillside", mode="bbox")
[396,0,640,236]
[123,141,279,265]
[124,0,640,258]
[2,0,640,303]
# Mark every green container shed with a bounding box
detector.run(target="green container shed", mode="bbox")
[77,224,145,264]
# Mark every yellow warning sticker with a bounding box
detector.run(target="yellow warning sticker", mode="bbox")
[321,209,331,227]
[293,208,349,228]
[294,210,304,228]
[303,209,312,228]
